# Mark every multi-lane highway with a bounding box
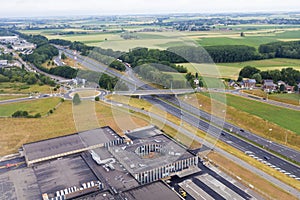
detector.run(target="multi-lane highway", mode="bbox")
[143,96,300,179]
[53,46,300,181]
[105,97,300,198]
[161,95,300,163]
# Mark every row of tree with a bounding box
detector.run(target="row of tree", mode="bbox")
[12,110,41,118]
[0,52,13,60]
[49,66,78,79]
[14,31,49,47]
[239,66,300,86]
[185,72,204,88]
[0,67,56,86]
[259,41,300,59]
[49,39,124,58]
[119,48,188,73]
[17,33,78,79]
[167,45,261,63]
[134,64,191,89]
[50,39,126,71]
[77,70,128,91]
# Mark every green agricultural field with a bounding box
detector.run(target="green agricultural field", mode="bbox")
[181,58,300,79]
[0,82,53,94]
[162,72,224,89]
[0,97,62,117]
[208,93,300,134]
[197,36,278,48]
[21,26,300,52]
[163,72,186,81]
[181,62,239,78]
[276,30,300,39]
[197,29,300,48]
[219,58,300,68]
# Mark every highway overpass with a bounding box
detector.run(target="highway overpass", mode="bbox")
[113,89,195,96]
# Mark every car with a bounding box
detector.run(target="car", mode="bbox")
[263,156,270,160]
[221,132,226,136]
[240,129,245,132]
[244,151,253,155]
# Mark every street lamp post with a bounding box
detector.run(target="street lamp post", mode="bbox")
[269,128,272,140]
[285,131,288,145]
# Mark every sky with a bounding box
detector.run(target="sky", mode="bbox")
[1,0,300,17]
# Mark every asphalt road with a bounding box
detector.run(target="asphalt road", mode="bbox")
[143,96,300,180]
[0,95,57,105]
[0,157,26,174]
[230,89,300,111]
[169,162,255,200]
[57,48,300,178]
[20,46,299,193]
[161,95,300,164]
[105,98,300,198]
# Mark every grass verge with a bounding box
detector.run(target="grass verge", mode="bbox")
[181,93,300,150]
[107,94,300,192]
[0,97,62,116]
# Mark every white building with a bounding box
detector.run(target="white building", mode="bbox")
[13,43,36,51]
[0,60,8,66]
[0,36,19,43]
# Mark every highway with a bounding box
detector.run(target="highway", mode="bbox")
[56,46,300,178]
[55,46,137,90]
[143,96,300,180]
[105,97,300,198]
[18,46,300,193]
[161,95,300,163]
[113,89,195,96]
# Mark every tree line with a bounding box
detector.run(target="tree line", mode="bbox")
[50,39,126,71]
[119,48,188,73]
[239,66,300,86]
[77,70,128,91]
[17,33,78,79]
[0,53,13,60]
[167,45,261,63]
[259,41,300,59]
[0,67,56,86]
[12,110,41,118]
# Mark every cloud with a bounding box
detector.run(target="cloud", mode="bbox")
[0,0,299,17]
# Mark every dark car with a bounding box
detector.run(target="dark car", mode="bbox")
[240,129,245,132]
[264,156,270,160]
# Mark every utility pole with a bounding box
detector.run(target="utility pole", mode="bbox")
[285,131,288,145]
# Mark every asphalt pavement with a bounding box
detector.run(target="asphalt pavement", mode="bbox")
[161,95,300,163]
[104,98,300,198]
[143,96,300,180]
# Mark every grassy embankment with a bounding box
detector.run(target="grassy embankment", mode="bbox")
[181,93,300,150]
[107,94,300,193]
[243,89,300,106]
